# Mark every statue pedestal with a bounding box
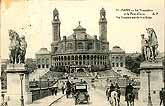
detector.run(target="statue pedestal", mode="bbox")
[0,60,2,104]
[6,64,32,106]
[139,62,163,106]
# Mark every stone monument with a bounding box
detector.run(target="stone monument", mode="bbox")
[139,28,163,106]
[6,29,32,106]
[0,58,2,104]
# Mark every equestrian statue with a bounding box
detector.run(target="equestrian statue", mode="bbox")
[9,29,27,64]
[141,28,158,62]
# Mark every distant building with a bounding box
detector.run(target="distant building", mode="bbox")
[35,48,51,69]
[110,46,125,69]
[35,8,110,72]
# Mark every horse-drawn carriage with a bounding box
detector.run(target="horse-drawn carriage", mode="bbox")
[74,82,90,105]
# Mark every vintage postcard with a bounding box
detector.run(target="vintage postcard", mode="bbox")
[0,0,164,106]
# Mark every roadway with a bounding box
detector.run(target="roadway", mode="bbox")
[51,88,126,106]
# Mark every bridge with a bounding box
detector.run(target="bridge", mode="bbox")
[27,84,140,106]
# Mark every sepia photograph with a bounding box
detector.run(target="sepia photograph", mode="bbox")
[0,0,164,106]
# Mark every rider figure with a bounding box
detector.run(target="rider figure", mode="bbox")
[115,83,121,103]
[110,83,115,97]
[125,82,134,101]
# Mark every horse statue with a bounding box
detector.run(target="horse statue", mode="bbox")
[144,28,159,62]
[9,29,27,64]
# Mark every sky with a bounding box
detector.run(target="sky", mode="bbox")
[1,0,164,59]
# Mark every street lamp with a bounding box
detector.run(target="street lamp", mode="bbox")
[19,73,24,106]
[146,70,153,106]
[162,58,165,88]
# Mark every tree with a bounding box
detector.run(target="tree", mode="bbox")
[125,54,144,74]
[25,59,37,73]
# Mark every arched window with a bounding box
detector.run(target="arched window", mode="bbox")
[64,56,67,60]
[91,55,93,60]
[87,55,89,59]
[79,55,82,60]
[83,55,86,60]
[37,59,40,64]
[78,42,83,49]
[61,56,63,61]
[42,58,45,63]
[87,43,93,49]
[116,63,119,67]
[75,55,78,60]
[68,56,70,60]
[112,63,115,67]
[97,55,99,60]
[71,56,74,60]
[46,58,49,63]
[120,56,123,61]
[67,43,73,50]
[94,55,96,60]
[120,62,123,67]
[59,56,60,61]
[38,65,41,68]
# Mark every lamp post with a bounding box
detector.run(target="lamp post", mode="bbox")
[39,77,41,99]
[146,70,153,106]
[47,78,49,95]
[162,58,165,89]
[19,73,24,106]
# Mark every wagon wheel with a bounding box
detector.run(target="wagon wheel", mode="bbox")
[77,98,81,104]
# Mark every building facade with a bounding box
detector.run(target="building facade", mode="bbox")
[110,46,125,69]
[48,8,110,72]
[35,8,114,72]
[35,48,51,69]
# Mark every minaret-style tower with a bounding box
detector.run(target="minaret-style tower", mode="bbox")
[51,8,61,53]
[99,8,107,41]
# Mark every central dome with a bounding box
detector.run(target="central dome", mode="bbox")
[67,22,94,40]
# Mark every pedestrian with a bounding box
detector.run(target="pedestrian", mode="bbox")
[61,81,65,94]
[160,88,165,106]
[51,87,55,95]
[54,87,58,95]
[106,88,110,101]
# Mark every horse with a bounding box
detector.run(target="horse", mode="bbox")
[146,28,158,61]
[9,29,20,64]
[109,90,119,106]
[125,92,135,106]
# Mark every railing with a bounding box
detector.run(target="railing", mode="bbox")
[29,79,58,102]
[30,87,53,102]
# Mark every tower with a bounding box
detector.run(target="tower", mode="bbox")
[51,8,61,53]
[99,8,107,41]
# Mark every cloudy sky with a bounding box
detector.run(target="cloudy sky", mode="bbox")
[1,0,164,59]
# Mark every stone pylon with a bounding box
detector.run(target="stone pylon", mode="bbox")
[0,58,2,104]
[139,61,163,106]
[5,64,32,106]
